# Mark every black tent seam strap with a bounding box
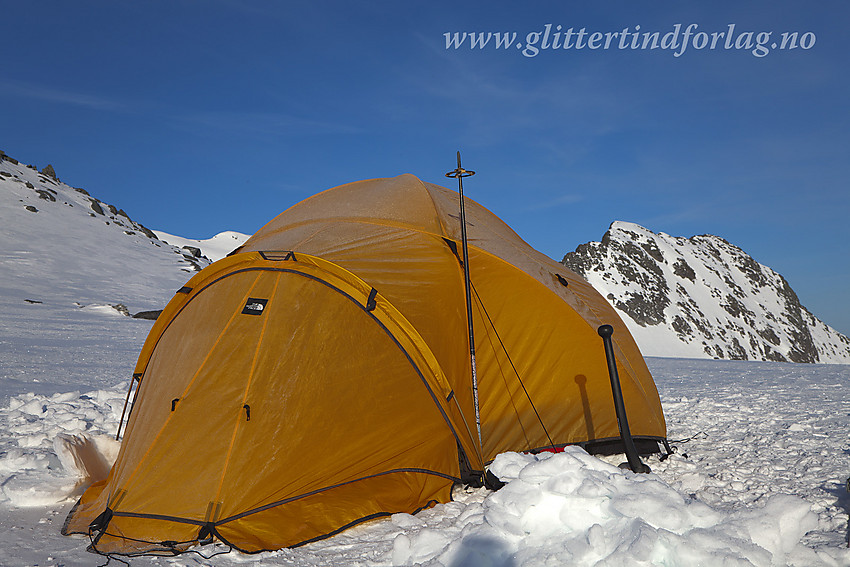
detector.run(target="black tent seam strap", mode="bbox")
[101,467,458,528]
[86,499,441,558]
[107,511,206,526]
[290,498,440,549]
[62,512,198,539]
[291,511,395,548]
[217,467,460,525]
[135,265,469,455]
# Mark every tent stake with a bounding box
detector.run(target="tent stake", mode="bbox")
[446,152,483,466]
[597,325,650,473]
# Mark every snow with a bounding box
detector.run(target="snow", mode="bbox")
[153,230,249,262]
[3,155,849,565]
[627,321,708,360]
[1,344,848,565]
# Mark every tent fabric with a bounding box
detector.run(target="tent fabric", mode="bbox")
[63,174,666,555]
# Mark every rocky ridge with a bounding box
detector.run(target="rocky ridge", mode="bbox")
[0,150,213,313]
[562,221,850,363]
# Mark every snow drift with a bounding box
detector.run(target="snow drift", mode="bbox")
[1,360,848,566]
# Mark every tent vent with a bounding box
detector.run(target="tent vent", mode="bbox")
[177,286,193,294]
[259,250,296,261]
[171,398,180,411]
[242,298,268,315]
[243,404,251,421]
[366,288,378,311]
[442,237,463,266]
[554,273,569,287]
[442,237,459,256]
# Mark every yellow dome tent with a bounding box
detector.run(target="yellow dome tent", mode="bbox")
[63,174,666,556]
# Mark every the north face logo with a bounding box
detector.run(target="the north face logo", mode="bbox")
[242,298,268,315]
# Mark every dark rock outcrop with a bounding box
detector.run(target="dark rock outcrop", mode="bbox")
[89,198,105,215]
[41,164,58,180]
[133,310,162,320]
[562,221,850,363]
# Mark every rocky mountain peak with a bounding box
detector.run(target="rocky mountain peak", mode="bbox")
[562,221,850,363]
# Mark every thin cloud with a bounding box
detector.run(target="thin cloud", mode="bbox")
[408,31,645,146]
[0,79,124,111]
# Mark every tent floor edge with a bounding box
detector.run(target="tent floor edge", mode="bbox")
[583,436,668,457]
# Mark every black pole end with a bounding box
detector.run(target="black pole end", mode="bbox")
[597,324,614,339]
[596,321,650,474]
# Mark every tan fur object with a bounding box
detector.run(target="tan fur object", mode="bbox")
[53,433,113,490]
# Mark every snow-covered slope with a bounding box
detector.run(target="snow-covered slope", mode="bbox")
[562,221,850,364]
[153,229,249,262]
[0,151,211,313]
[0,150,220,398]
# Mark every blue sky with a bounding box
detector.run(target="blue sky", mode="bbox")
[2,1,848,335]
